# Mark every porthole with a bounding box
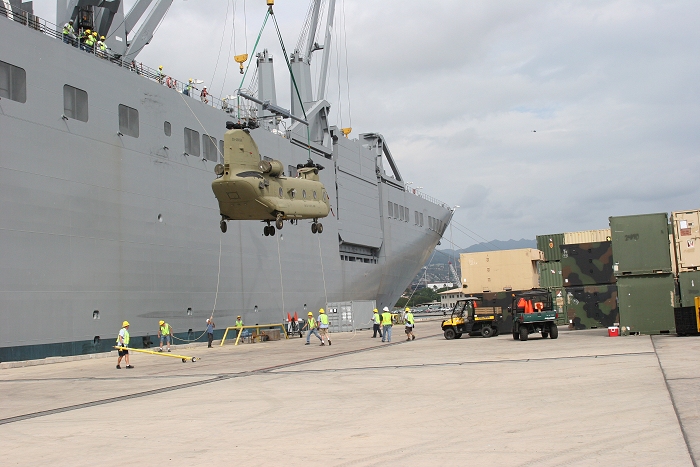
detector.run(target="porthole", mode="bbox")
[92,310,100,319]
[302,190,307,199]
[290,189,296,199]
[93,336,101,345]
[313,191,317,199]
[187,307,193,316]
[279,187,283,198]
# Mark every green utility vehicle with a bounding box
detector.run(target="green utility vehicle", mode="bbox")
[441,297,502,339]
[510,289,559,341]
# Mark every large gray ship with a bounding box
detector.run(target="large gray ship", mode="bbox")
[0,0,453,361]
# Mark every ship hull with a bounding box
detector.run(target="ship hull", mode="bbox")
[0,16,452,361]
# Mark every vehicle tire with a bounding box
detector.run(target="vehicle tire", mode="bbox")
[270,226,276,236]
[454,333,462,339]
[492,327,499,337]
[481,326,493,338]
[317,223,323,233]
[220,221,227,233]
[542,331,549,339]
[311,223,318,234]
[519,326,529,341]
[275,215,284,230]
[443,328,456,340]
[550,323,559,339]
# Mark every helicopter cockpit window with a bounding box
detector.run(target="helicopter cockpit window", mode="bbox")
[279,187,283,198]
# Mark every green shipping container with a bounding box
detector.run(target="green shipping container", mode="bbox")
[537,233,565,262]
[618,274,676,334]
[678,270,700,307]
[551,287,568,325]
[538,261,563,288]
[609,213,672,276]
[565,285,619,329]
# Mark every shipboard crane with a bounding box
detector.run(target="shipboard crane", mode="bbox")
[211,122,330,236]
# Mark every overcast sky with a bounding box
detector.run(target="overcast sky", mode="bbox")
[38,0,700,250]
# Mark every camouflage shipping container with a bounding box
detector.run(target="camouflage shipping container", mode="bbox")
[618,274,676,335]
[537,233,565,262]
[560,242,615,286]
[472,291,515,334]
[565,285,619,330]
[678,270,700,307]
[538,261,563,288]
[609,213,673,276]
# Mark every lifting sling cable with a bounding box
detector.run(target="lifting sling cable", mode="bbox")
[237,9,270,120]
[277,233,286,322]
[172,232,223,343]
[270,10,313,161]
[317,234,328,307]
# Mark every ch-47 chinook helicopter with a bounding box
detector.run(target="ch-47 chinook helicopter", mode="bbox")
[212,122,330,236]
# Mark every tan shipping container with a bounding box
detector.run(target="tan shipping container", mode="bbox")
[564,229,611,245]
[460,248,543,293]
[671,210,700,271]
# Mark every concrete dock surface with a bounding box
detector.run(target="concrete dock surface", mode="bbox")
[0,323,698,466]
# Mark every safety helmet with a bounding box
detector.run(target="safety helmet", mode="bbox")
[383,306,390,312]
[159,65,163,69]
[405,307,410,312]
[308,312,313,316]
[319,308,325,314]
[237,315,241,318]
[159,320,164,325]
[92,31,97,36]
[206,318,210,323]
[69,20,73,23]
[189,78,193,83]
[85,29,91,34]
[100,36,105,40]
[203,86,207,89]
[122,320,129,327]
[373,309,378,313]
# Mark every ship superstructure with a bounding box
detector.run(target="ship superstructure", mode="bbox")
[0,0,453,361]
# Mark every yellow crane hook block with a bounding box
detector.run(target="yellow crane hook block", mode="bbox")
[234,53,249,74]
[114,346,198,363]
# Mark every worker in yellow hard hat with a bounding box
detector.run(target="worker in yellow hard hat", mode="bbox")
[317,308,331,346]
[183,78,193,97]
[404,307,415,341]
[116,321,133,369]
[157,65,164,84]
[372,308,383,339]
[304,311,322,345]
[158,319,172,352]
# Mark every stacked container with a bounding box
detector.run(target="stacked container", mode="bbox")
[670,210,700,334]
[610,213,676,334]
[460,249,542,294]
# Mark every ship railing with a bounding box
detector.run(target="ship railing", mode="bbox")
[404,186,452,210]
[0,6,262,119]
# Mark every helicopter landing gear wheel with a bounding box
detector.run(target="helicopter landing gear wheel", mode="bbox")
[263,226,269,236]
[220,220,227,233]
[317,223,323,234]
[269,226,276,236]
[311,223,318,234]
[275,214,284,230]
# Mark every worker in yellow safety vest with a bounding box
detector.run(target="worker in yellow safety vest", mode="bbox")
[372,308,383,339]
[317,308,331,346]
[304,311,322,345]
[381,306,393,343]
[116,321,134,369]
[404,307,415,341]
[158,320,172,352]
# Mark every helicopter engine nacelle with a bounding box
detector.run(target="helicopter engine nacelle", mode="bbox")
[260,159,284,177]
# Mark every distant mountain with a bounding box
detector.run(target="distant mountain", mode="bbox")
[428,239,537,265]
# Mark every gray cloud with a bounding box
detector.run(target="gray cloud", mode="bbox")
[36,0,700,248]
